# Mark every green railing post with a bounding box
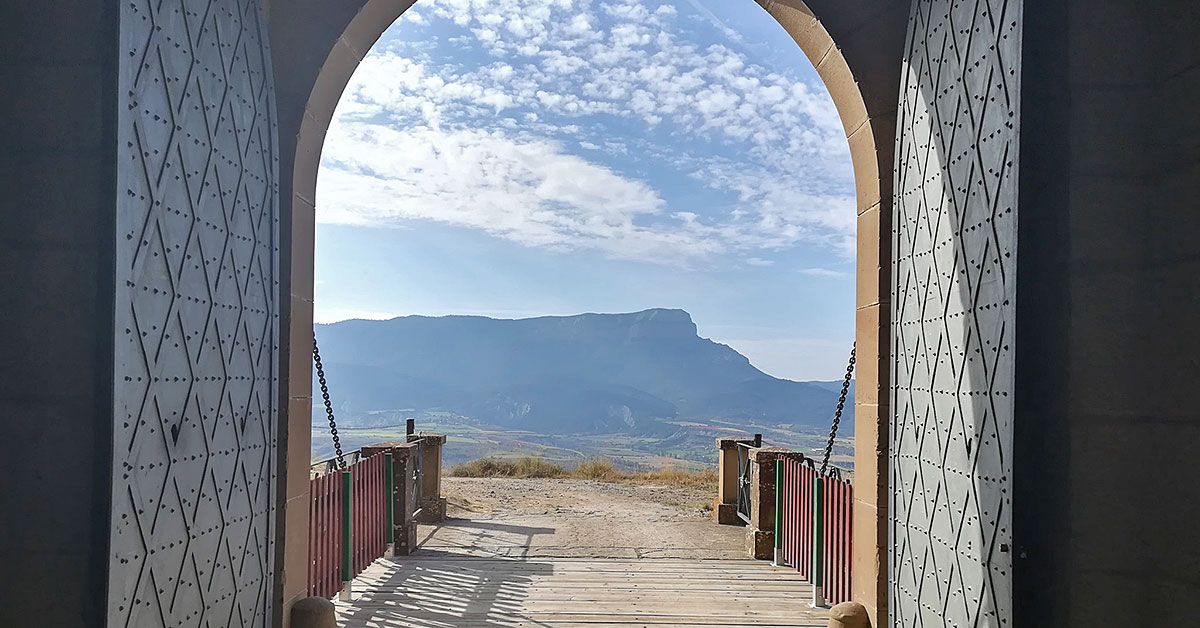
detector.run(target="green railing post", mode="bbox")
[773,459,783,567]
[384,453,395,556]
[340,469,353,601]
[811,474,827,608]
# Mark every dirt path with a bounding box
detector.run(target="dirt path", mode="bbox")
[418,477,746,559]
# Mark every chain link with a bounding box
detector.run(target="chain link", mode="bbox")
[819,343,856,476]
[313,334,346,470]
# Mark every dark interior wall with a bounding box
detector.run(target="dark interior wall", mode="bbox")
[1016,2,1200,626]
[0,1,116,626]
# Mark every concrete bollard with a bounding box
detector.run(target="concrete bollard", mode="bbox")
[826,601,870,628]
[290,596,338,628]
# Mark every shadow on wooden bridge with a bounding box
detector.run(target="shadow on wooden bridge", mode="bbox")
[334,519,829,627]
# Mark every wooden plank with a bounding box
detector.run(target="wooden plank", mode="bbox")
[336,553,829,628]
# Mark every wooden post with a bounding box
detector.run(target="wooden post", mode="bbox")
[384,453,395,557]
[812,475,827,608]
[340,470,352,601]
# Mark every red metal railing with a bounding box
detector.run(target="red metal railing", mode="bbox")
[350,453,387,576]
[780,456,812,579]
[308,451,390,598]
[778,455,853,605]
[308,469,342,598]
[822,471,853,605]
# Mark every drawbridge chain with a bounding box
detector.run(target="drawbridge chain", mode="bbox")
[313,334,347,470]
[819,343,855,475]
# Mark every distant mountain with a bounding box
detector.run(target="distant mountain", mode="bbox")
[313,308,852,434]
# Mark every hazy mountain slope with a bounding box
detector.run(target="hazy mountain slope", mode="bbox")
[313,308,851,433]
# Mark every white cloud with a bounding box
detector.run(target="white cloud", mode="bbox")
[320,0,856,265]
[799,267,849,278]
[745,257,774,267]
[319,123,741,262]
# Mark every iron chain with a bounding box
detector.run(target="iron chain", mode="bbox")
[313,334,346,470]
[820,343,856,475]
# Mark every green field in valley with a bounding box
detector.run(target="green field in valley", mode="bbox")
[311,410,854,473]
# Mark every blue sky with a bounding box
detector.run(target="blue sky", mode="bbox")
[314,0,856,381]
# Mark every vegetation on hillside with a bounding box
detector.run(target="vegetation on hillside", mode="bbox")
[448,456,717,488]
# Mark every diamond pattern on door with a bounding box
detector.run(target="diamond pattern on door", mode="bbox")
[110,0,279,625]
[890,1,1020,626]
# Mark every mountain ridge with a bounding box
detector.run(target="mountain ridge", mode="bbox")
[313,308,852,434]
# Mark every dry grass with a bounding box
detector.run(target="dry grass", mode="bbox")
[449,457,567,478]
[449,456,716,489]
[626,467,718,488]
[572,459,622,480]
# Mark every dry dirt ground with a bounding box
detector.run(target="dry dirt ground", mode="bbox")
[418,477,747,559]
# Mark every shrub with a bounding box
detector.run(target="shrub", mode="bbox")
[627,467,718,488]
[448,456,565,478]
[511,457,567,478]
[448,456,717,488]
[571,459,620,480]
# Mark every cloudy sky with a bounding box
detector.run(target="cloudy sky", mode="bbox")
[313,0,856,381]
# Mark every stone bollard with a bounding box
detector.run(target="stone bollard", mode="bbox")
[714,436,760,525]
[826,601,870,628]
[290,597,338,628]
[744,446,789,559]
[414,434,448,523]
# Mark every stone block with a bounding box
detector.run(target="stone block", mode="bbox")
[714,502,741,525]
[740,446,793,559]
[286,396,314,500]
[716,446,740,508]
[827,601,870,628]
[745,527,774,560]
[847,115,882,213]
[747,447,789,531]
[395,520,418,556]
[417,497,447,523]
[813,43,870,139]
[852,404,886,508]
[290,597,336,628]
[856,205,884,308]
[289,195,316,302]
[412,434,447,523]
[854,305,882,406]
[287,296,315,402]
[282,493,311,609]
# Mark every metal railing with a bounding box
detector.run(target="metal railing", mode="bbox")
[411,437,424,519]
[735,434,762,524]
[307,431,440,599]
[308,467,343,599]
[775,454,853,607]
[308,450,392,600]
[310,450,364,477]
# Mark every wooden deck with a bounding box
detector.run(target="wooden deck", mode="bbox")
[334,552,829,627]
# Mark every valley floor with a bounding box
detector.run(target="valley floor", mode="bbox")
[334,478,829,627]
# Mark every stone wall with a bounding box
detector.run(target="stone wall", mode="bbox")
[0,3,119,626]
[1014,3,1200,626]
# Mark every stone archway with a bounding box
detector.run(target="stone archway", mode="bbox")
[267,1,907,625]
[12,1,1200,627]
